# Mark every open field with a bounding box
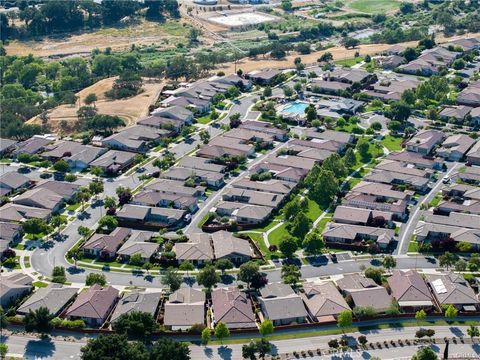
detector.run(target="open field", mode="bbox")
[27,77,163,133]
[346,0,400,14]
[5,20,191,57]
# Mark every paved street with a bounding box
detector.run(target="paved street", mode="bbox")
[3,323,480,359]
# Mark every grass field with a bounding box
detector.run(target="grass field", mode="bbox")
[334,56,363,67]
[347,0,400,13]
[380,135,403,151]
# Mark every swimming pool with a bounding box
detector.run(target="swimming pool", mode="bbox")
[281,101,309,116]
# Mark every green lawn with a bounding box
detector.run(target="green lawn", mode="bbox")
[429,194,443,208]
[13,243,25,250]
[347,0,400,13]
[305,198,323,222]
[334,56,363,67]
[24,256,31,268]
[242,232,274,259]
[315,214,333,233]
[381,135,403,152]
[33,281,48,288]
[408,241,419,252]
[268,222,289,246]
[66,202,81,212]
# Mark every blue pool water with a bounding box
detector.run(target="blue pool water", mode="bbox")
[282,101,309,115]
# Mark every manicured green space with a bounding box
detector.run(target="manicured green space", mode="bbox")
[243,232,274,259]
[381,135,403,152]
[33,281,48,288]
[24,256,31,268]
[196,114,213,125]
[66,202,81,212]
[347,0,399,13]
[408,241,419,252]
[334,56,363,67]
[268,222,289,246]
[314,214,333,234]
[429,193,443,208]
[13,243,25,250]
[305,198,323,222]
[25,233,45,240]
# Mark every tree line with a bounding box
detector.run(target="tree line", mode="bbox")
[1,0,180,41]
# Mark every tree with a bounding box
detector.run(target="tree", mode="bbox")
[263,86,272,98]
[80,334,147,360]
[358,335,368,347]
[84,93,97,106]
[415,309,427,323]
[279,235,298,258]
[322,153,347,179]
[201,327,211,345]
[439,252,457,270]
[24,307,54,333]
[88,181,104,196]
[356,138,370,160]
[364,267,384,285]
[50,215,67,230]
[319,52,333,62]
[52,266,66,284]
[22,218,50,235]
[0,307,8,330]
[162,267,182,292]
[196,264,220,290]
[444,304,458,321]
[238,261,260,289]
[0,343,7,360]
[385,101,411,122]
[188,27,201,44]
[342,37,360,49]
[242,341,257,360]
[467,325,479,339]
[116,186,132,205]
[85,273,107,286]
[103,196,117,209]
[302,230,325,255]
[399,2,415,14]
[199,130,210,144]
[281,264,301,286]
[112,311,157,339]
[259,319,274,337]
[310,169,339,207]
[343,148,356,169]
[53,159,69,173]
[283,198,301,220]
[179,261,194,276]
[382,255,397,270]
[337,310,353,332]
[256,338,272,359]
[78,226,90,239]
[290,211,311,239]
[214,322,230,344]
[77,187,92,210]
[215,259,233,275]
[283,86,293,97]
[229,113,242,128]
[98,215,118,232]
[280,0,292,12]
[411,347,438,360]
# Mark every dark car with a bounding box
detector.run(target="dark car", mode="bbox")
[329,253,338,263]
[40,172,52,179]
[18,167,31,174]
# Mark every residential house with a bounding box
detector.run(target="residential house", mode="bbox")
[398,47,457,76]
[386,151,444,170]
[64,284,119,327]
[13,137,52,156]
[300,282,351,322]
[162,167,225,189]
[102,125,170,153]
[439,106,473,123]
[174,233,214,265]
[116,204,186,229]
[363,76,421,101]
[342,193,408,220]
[13,188,65,213]
[164,287,205,330]
[132,190,198,213]
[322,223,395,249]
[246,69,281,85]
[471,107,480,125]
[351,181,411,202]
[436,134,476,161]
[240,121,288,141]
[258,283,308,326]
[364,170,430,193]
[0,172,31,196]
[233,178,294,195]
[110,291,161,323]
[466,141,480,165]
[151,105,194,123]
[211,230,254,263]
[215,201,272,225]
[41,140,106,170]
[406,130,445,155]
[222,188,285,208]
[159,96,210,115]
[116,230,159,263]
[426,273,480,311]
[332,206,393,227]
[387,270,434,311]
[82,227,132,260]
[0,222,23,247]
[377,55,405,69]
[457,80,480,107]
[443,37,480,52]
[304,129,354,147]
[211,288,256,328]
[197,137,255,160]
[145,179,205,198]
[0,203,51,222]
[336,274,393,312]
[89,150,136,175]
[0,273,33,307]
[17,285,78,316]
[178,156,226,173]
[0,138,17,156]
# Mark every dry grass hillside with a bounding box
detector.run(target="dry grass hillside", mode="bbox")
[28,77,163,133]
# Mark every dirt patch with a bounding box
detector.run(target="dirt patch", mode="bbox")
[217,32,480,74]
[28,78,163,133]
[5,20,190,58]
